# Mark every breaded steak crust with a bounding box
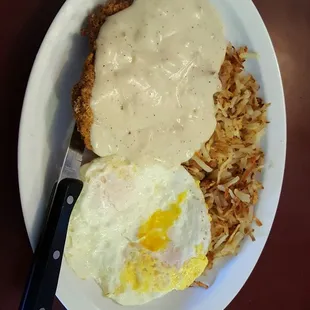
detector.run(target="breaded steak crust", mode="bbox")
[72,0,133,150]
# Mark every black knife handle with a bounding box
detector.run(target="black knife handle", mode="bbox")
[19,178,83,310]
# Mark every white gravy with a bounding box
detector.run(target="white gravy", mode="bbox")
[91,0,226,166]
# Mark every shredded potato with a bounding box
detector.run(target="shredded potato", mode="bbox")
[190,281,209,289]
[183,44,268,269]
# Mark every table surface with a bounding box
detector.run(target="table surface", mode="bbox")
[1,0,309,309]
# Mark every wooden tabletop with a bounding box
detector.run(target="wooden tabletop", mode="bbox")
[1,0,309,309]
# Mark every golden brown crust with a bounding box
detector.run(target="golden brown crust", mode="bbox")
[72,0,134,149]
[72,53,95,149]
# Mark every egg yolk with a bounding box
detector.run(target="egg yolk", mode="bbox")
[114,244,208,295]
[137,192,187,251]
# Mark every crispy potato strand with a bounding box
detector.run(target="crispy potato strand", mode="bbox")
[184,44,268,268]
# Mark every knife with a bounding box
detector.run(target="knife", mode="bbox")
[19,125,85,310]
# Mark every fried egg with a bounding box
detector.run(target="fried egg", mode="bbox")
[65,156,211,305]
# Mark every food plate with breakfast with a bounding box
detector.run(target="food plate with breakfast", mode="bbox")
[18,0,286,309]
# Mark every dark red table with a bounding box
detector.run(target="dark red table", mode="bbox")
[1,0,309,309]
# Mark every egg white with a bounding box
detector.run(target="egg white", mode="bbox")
[65,156,211,305]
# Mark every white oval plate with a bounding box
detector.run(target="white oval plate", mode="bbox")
[18,0,286,309]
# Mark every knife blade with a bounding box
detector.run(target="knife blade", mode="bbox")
[58,124,85,181]
[20,125,85,310]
